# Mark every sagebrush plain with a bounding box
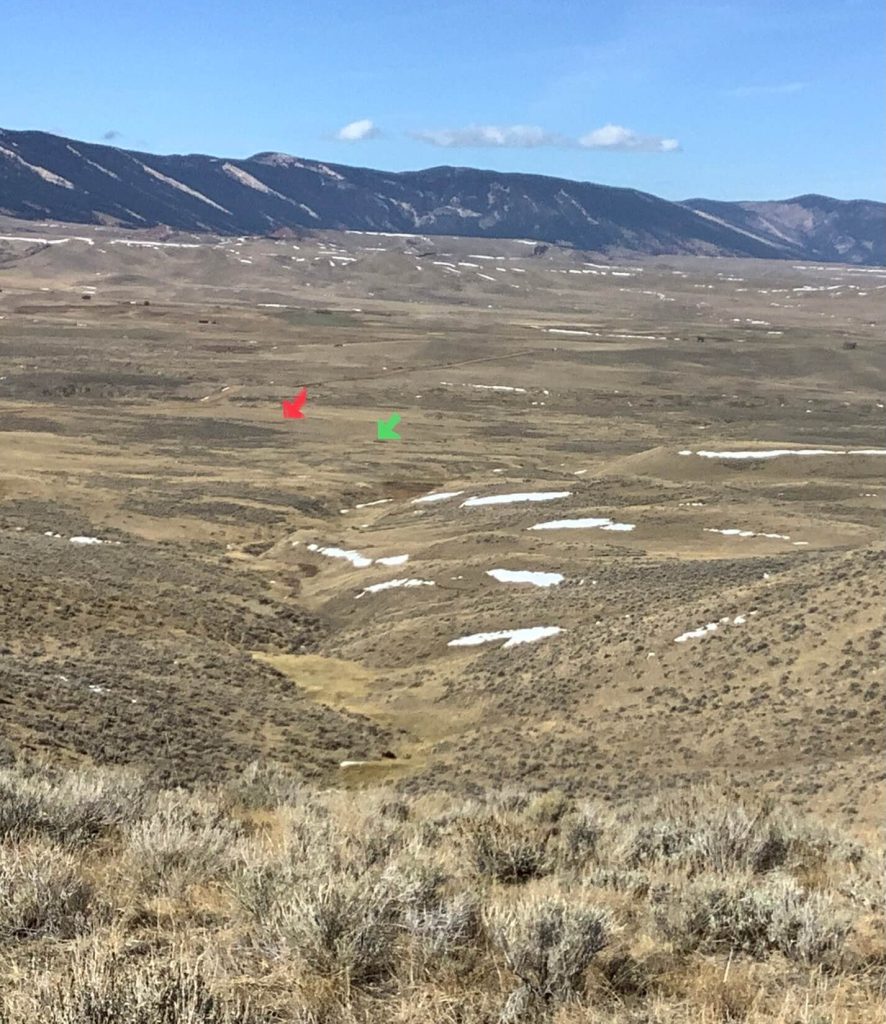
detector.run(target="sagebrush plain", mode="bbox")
[0,221,883,1020]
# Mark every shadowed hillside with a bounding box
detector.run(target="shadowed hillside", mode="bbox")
[1,127,883,263]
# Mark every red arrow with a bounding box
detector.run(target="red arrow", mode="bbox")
[282,387,307,419]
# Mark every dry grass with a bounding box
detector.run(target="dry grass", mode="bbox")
[2,248,884,837]
[0,764,883,1022]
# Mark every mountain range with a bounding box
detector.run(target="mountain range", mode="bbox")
[1,127,882,264]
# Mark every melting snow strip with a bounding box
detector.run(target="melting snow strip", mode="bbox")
[412,491,464,504]
[680,448,886,460]
[42,532,119,546]
[109,239,201,248]
[486,569,564,587]
[704,528,791,541]
[529,517,635,531]
[675,614,749,644]
[439,381,527,393]
[448,627,564,649]
[461,491,571,507]
[357,578,435,598]
[307,544,371,567]
[0,234,94,245]
[306,544,409,568]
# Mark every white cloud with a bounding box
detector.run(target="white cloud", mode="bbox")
[335,119,380,142]
[411,124,567,148]
[578,124,679,152]
[725,82,808,98]
[412,122,678,153]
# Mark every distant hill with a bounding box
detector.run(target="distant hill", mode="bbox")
[683,194,885,266]
[1,127,882,264]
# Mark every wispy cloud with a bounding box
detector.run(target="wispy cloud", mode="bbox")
[725,82,808,98]
[335,118,380,141]
[411,124,568,148]
[101,129,122,141]
[411,123,679,153]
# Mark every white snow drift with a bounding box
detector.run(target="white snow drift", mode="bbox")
[448,627,563,649]
[306,544,409,569]
[307,544,372,568]
[376,554,409,566]
[675,614,749,644]
[357,578,435,598]
[461,491,571,508]
[529,517,635,532]
[680,448,886,460]
[412,491,464,504]
[486,569,564,587]
[42,531,119,546]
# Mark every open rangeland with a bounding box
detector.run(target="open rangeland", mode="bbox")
[0,222,883,1021]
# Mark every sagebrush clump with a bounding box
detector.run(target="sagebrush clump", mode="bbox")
[0,764,882,1023]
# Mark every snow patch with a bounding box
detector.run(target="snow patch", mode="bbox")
[461,491,571,507]
[307,544,371,568]
[376,554,409,566]
[306,543,409,568]
[109,239,201,248]
[448,627,563,649]
[439,381,527,394]
[0,235,92,245]
[675,614,748,644]
[529,517,635,532]
[412,491,464,504]
[486,569,564,587]
[704,528,791,541]
[357,578,434,597]
[681,448,886,460]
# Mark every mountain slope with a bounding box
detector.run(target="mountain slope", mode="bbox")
[684,194,886,266]
[0,127,881,263]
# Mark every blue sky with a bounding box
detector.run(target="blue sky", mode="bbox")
[2,0,882,200]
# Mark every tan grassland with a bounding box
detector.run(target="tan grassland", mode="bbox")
[0,220,883,1019]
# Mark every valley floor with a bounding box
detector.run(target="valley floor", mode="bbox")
[1,226,883,832]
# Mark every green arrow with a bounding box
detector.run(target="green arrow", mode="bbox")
[377,413,401,440]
